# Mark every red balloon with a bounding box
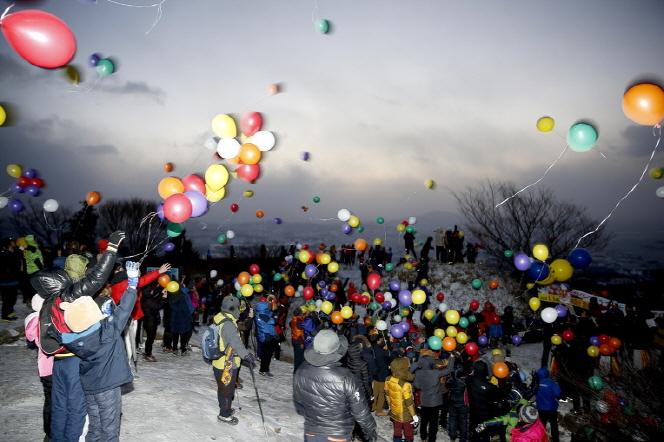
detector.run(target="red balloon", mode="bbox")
[598,343,612,356]
[598,334,610,344]
[351,293,362,303]
[240,111,263,137]
[163,193,193,223]
[30,177,44,188]
[230,203,239,212]
[469,299,479,310]
[249,264,260,275]
[16,176,30,187]
[302,286,314,300]
[181,174,206,194]
[374,292,385,303]
[562,330,575,341]
[367,273,382,291]
[437,292,445,301]
[1,10,76,68]
[236,163,260,182]
[465,342,478,355]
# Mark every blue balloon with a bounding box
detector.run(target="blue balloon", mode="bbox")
[23,168,36,178]
[478,335,488,346]
[512,335,523,345]
[390,324,405,339]
[341,223,352,234]
[569,248,592,269]
[163,242,175,252]
[273,217,282,224]
[513,253,531,271]
[529,261,550,281]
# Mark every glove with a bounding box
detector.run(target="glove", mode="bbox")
[126,261,140,288]
[476,424,486,433]
[244,353,257,367]
[412,415,420,428]
[107,231,126,252]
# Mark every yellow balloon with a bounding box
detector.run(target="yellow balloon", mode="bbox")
[252,274,262,284]
[537,117,555,132]
[321,301,333,315]
[526,283,535,289]
[424,179,434,188]
[253,283,263,293]
[373,238,383,246]
[529,297,541,311]
[0,105,6,126]
[456,332,468,344]
[404,263,413,270]
[205,164,229,192]
[166,281,180,293]
[340,306,353,319]
[551,335,562,345]
[446,326,458,338]
[240,284,254,297]
[301,271,308,280]
[243,190,254,197]
[211,114,237,138]
[433,328,445,338]
[411,289,426,305]
[6,164,21,178]
[308,304,317,312]
[299,250,311,263]
[397,224,406,232]
[320,253,331,265]
[424,309,435,320]
[587,345,599,357]
[649,168,663,179]
[299,305,308,314]
[445,310,460,325]
[205,185,225,202]
[328,261,339,273]
[537,273,556,286]
[550,259,574,282]
[532,244,549,261]
[492,349,503,356]
[348,215,360,228]
[65,65,79,85]
[420,279,428,286]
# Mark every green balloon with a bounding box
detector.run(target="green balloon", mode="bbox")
[428,336,442,351]
[385,263,394,272]
[313,196,320,203]
[167,222,183,237]
[504,250,514,258]
[273,273,282,281]
[406,226,415,233]
[468,314,477,323]
[96,58,115,77]
[623,405,634,417]
[315,18,329,34]
[588,375,603,391]
[376,217,385,224]
[567,123,598,153]
[217,234,227,243]
[357,225,364,233]
[472,279,482,289]
[459,317,469,328]
[369,301,379,310]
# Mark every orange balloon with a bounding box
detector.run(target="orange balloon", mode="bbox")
[239,143,262,165]
[315,252,324,264]
[329,283,338,292]
[255,210,264,218]
[622,84,664,126]
[284,285,295,297]
[237,271,250,285]
[158,177,184,199]
[489,280,499,290]
[163,162,173,172]
[493,362,509,378]
[442,337,457,351]
[608,337,622,349]
[226,156,241,165]
[158,274,171,287]
[331,311,344,325]
[598,343,612,356]
[85,191,101,205]
[354,238,368,252]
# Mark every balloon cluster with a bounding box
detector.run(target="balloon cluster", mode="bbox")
[1,164,51,212]
[338,208,364,235]
[233,264,264,298]
[513,245,592,287]
[88,53,115,77]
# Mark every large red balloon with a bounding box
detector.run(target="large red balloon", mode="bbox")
[1,10,76,68]
[236,164,260,182]
[240,111,263,137]
[367,273,382,291]
[163,193,192,223]
[465,342,478,355]
[181,174,206,194]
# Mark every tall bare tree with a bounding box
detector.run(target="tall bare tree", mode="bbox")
[453,181,611,264]
[2,198,73,246]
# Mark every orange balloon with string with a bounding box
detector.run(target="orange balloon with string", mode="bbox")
[622,83,664,126]
[239,143,262,165]
[85,191,101,205]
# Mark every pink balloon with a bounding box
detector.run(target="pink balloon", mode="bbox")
[240,111,262,137]
[1,10,76,68]
[236,164,260,182]
[163,193,192,223]
[181,174,206,194]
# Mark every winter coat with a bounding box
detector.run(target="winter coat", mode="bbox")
[446,364,468,408]
[413,354,456,407]
[483,398,531,441]
[372,341,391,382]
[110,270,160,320]
[140,285,163,328]
[0,247,22,285]
[293,341,376,439]
[535,368,561,411]
[346,335,373,402]
[58,288,136,395]
[255,301,278,342]
[211,312,250,371]
[509,420,549,442]
[24,235,44,275]
[385,358,417,423]
[467,360,501,422]
[24,313,54,377]
[168,290,192,334]
[291,314,306,346]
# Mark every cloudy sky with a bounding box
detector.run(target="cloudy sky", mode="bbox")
[1,0,663,261]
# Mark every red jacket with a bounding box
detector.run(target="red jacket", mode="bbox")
[110,270,160,320]
[509,420,549,442]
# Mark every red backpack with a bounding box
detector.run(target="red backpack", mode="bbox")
[38,297,73,355]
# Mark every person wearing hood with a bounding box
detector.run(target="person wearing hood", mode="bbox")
[370,333,391,416]
[22,234,44,304]
[446,364,469,442]
[385,357,417,442]
[508,405,549,442]
[346,334,375,442]
[168,286,193,356]
[293,329,377,442]
[211,296,256,425]
[467,359,503,442]
[30,231,124,442]
[534,367,561,442]
[413,353,457,442]
[255,298,279,376]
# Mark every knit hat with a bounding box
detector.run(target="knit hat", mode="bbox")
[60,296,107,332]
[519,405,538,423]
[221,296,240,318]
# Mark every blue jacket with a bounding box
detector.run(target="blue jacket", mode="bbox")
[255,301,277,342]
[535,367,561,411]
[169,290,193,334]
[59,288,136,395]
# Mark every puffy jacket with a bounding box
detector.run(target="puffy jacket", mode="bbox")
[58,288,136,395]
[446,364,468,408]
[372,341,391,382]
[483,398,531,441]
[293,345,376,438]
[535,368,561,411]
[290,314,306,345]
[385,358,416,423]
[255,301,277,342]
[346,335,373,401]
[467,360,501,422]
[509,420,549,442]
[24,235,44,275]
[413,354,456,407]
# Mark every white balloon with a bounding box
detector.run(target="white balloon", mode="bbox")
[210,270,218,278]
[217,138,241,159]
[315,299,323,307]
[337,209,351,222]
[408,216,417,225]
[541,307,558,323]
[204,137,219,151]
[226,230,235,239]
[383,291,393,301]
[43,199,59,212]
[388,298,397,308]
[297,285,304,292]
[216,279,224,286]
[376,320,387,331]
[0,196,9,209]
[596,401,609,414]
[252,131,276,152]
[438,302,448,313]
[656,186,664,198]
[296,243,302,250]
[234,281,241,291]
[294,291,301,297]
[393,315,402,323]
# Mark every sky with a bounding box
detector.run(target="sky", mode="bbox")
[1,0,663,264]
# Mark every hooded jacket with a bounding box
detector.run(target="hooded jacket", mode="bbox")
[467,360,501,422]
[535,368,561,411]
[346,335,374,401]
[446,364,468,408]
[413,354,456,407]
[293,335,376,439]
[24,235,44,275]
[255,300,277,342]
[211,311,250,371]
[385,357,417,423]
[509,419,549,442]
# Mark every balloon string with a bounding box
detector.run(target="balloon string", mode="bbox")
[104,0,167,34]
[42,211,65,232]
[69,75,102,93]
[405,191,417,203]
[1,4,14,21]
[574,125,662,248]
[495,145,568,208]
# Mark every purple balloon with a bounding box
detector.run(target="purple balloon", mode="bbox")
[382,301,392,310]
[156,203,165,220]
[398,290,412,306]
[8,198,23,212]
[184,191,208,218]
[320,288,329,297]
[25,184,40,197]
[317,280,326,288]
[273,217,282,224]
[390,324,405,339]
[89,53,100,67]
[163,242,175,252]
[513,253,531,271]
[389,280,401,292]
[11,183,23,193]
[511,335,522,345]
[326,292,336,301]
[589,336,600,346]
[400,321,411,333]
[555,305,568,318]
[341,223,352,234]
[478,335,488,346]
[23,168,36,178]
[304,264,318,278]
[300,151,310,161]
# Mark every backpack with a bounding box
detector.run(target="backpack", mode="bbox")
[38,296,73,356]
[202,316,232,364]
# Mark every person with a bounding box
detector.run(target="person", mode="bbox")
[31,230,124,442]
[534,368,560,442]
[346,334,375,442]
[420,237,433,265]
[370,333,391,416]
[404,231,417,260]
[385,357,418,442]
[0,237,22,321]
[502,306,515,346]
[290,306,308,373]
[293,329,377,442]
[508,405,549,442]
[434,227,446,263]
[23,234,45,304]
[212,296,256,425]
[140,282,163,362]
[476,398,531,442]
[467,360,502,442]
[168,285,193,356]
[255,297,278,376]
[55,261,141,442]
[446,364,469,442]
[413,353,457,442]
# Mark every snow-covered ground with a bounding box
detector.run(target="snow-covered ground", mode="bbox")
[1,262,577,442]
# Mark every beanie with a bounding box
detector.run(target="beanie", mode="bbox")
[60,296,107,332]
[519,405,538,423]
[221,296,240,318]
[313,329,341,355]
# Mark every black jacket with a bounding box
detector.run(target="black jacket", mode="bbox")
[466,360,501,422]
[346,337,373,401]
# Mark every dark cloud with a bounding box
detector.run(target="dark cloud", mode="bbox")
[98,81,167,105]
[82,144,120,155]
[620,125,662,157]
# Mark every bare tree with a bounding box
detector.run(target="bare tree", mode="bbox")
[2,198,73,246]
[453,181,611,264]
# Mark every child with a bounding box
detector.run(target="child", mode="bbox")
[385,357,418,442]
[56,261,140,441]
[509,405,549,442]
